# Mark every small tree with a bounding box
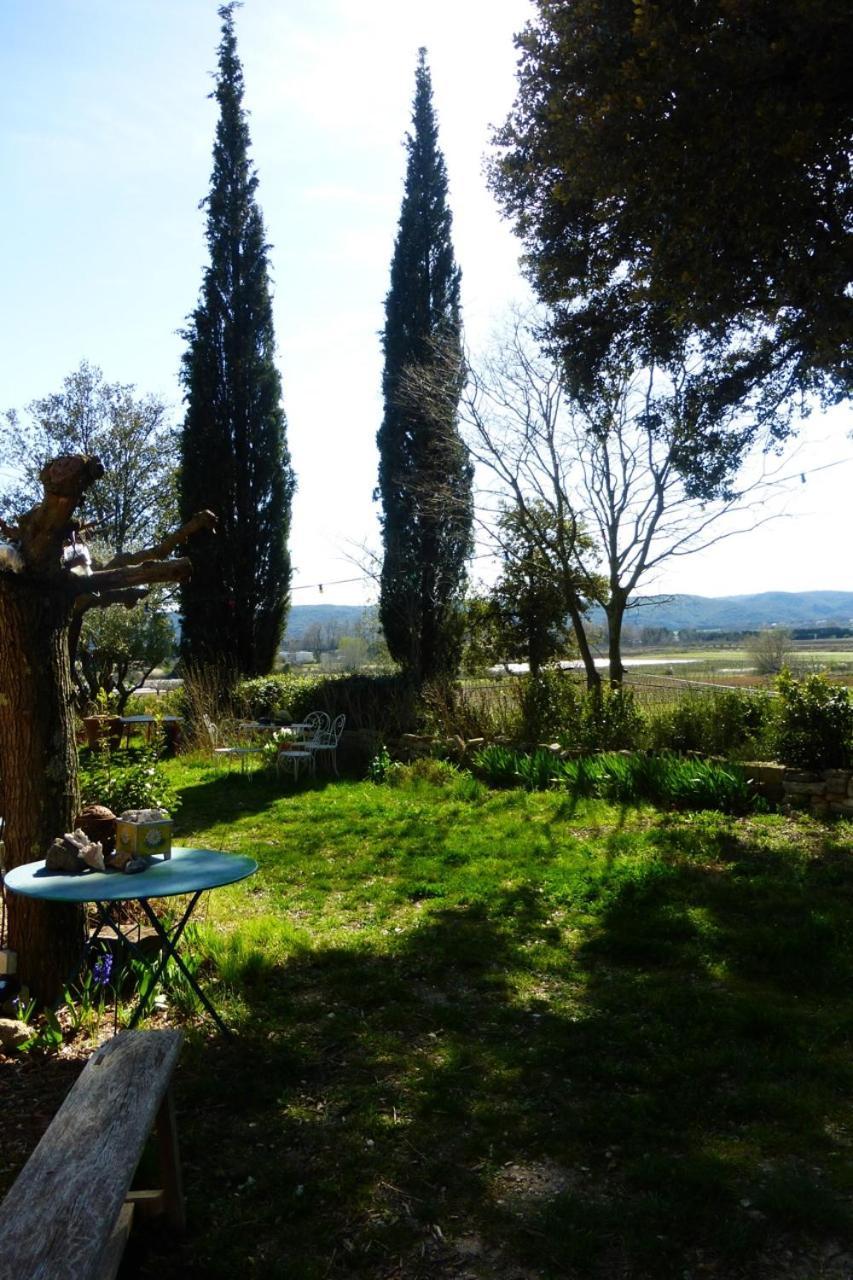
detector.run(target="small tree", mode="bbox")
[463,311,791,686]
[74,598,175,713]
[376,49,473,686]
[748,627,794,676]
[490,505,577,676]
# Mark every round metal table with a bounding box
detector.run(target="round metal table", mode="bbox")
[5,847,257,1035]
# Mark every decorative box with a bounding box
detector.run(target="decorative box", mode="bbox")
[115,809,173,860]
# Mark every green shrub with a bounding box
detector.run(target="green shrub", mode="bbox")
[384,757,463,789]
[235,672,328,720]
[367,744,392,783]
[472,744,526,788]
[648,688,775,758]
[80,743,180,815]
[564,686,645,752]
[774,671,853,770]
[519,670,581,740]
[235,672,417,736]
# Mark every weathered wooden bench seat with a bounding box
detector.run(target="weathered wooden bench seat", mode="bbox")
[0,1029,184,1280]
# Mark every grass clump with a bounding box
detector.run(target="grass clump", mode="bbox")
[472,745,756,813]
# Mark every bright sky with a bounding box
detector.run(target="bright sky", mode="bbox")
[1,0,850,608]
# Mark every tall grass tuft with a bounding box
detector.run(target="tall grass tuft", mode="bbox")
[474,746,756,814]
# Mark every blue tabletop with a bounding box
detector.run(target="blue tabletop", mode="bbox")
[3,846,257,903]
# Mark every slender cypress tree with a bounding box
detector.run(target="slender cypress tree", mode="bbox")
[377,49,473,685]
[179,2,294,675]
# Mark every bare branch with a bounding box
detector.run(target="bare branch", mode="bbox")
[75,555,194,598]
[74,586,149,615]
[101,509,217,569]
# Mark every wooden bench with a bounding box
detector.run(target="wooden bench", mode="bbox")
[0,1029,184,1280]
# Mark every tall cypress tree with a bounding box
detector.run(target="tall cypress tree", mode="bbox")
[377,49,473,685]
[179,2,294,675]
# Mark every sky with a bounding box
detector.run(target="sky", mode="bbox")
[1,0,850,609]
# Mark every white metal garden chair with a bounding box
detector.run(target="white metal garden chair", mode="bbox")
[293,710,330,741]
[307,713,346,776]
[275,723,320,784]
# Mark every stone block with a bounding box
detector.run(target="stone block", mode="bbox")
[784,780,826,796]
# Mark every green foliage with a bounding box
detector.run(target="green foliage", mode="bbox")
[385,756,461,789]
[235,671,417,737]
[235,672,328,720]
[519,669,581,740]
[179,3,295,676]
[367,744,392,784]
[0,360,176,549]
[648,688,776,759]
[76,600,174,713]
[489,504,578,675]
[491,0,851,421]
[80,742,180,815]
[565,686,644,753]
[774,671,853,770]
[472,746,755,813]
[377,49,473,684]
[19,1008,64,1053]
[469,743,526,789]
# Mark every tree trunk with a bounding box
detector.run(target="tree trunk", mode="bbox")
[566,598,601,693]
[606,590,628,688]
[0,574,84,1003]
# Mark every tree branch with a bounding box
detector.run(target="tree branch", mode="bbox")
[100,510,217,569]
[75,556,195,598]
[17,454,105,573]
[74,586,150,616]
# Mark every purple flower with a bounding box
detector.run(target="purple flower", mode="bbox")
[92,954,113,987]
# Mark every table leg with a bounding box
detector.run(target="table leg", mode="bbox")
[135,896,233,1038]
[93,895,233,1038]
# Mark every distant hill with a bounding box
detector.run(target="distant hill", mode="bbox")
[284,593,853,642]
[606,590,853,632]
[284,603,368,645]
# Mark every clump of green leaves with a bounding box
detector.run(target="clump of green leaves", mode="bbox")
[473,746,756,813]
[774,671,853,770]
[367,744,393,784]
[385,757,462,789]
[648,687,776,759]
[80,741,179,815]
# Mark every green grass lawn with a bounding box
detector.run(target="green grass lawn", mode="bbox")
[123,761,853,1276]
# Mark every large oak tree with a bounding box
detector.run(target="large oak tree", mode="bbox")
[491,0,852,423]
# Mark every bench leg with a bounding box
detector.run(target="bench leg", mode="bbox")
[95,1202,135,1280]
[155,1085,185,1232]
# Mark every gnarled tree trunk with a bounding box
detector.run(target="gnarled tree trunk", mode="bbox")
[0,575,84,1001]
[0,454,215,1003]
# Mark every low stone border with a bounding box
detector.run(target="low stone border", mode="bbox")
[744,763,853,817]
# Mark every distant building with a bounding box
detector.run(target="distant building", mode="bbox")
[281,650,315,666]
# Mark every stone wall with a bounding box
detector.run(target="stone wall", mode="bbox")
[745,763,853,817]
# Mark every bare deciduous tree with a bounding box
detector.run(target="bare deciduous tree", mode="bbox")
[461,311,795,686]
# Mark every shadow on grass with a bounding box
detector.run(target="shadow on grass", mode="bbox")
[130,850,853,1280]
[172,765,345,837]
